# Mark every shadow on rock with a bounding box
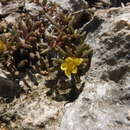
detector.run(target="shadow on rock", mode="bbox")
[0,76,25,103]
[45,72,85,102]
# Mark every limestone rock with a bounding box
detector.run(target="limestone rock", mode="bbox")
[60,6,130,130]
[50,0,88,10]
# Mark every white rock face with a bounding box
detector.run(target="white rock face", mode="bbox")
[60,80,130,130]
[50,0,88,10]
[21,100,58,127]
[60,6,130,130]
[25,2,43,16]
[50,0,70,9]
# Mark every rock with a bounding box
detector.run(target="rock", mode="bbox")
[0,1,24,17]
[0,69,21,100]
[60,6,130,130]
[60,80,130,130]
[12,86,64,130]
[86,6,130,84]
[68,0,89,11]
[50,0,88,10]
[0,1,42,17]
[24,2,43,16]
[49,0,71,9]
[0,74,64,130]
[50,0,111,10]
[5,13,20,24]
[110,0,130,7]
[0,76,17,98]
[50,0,130,10]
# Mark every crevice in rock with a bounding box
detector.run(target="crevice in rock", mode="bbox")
[108,66,129,83]
[81,16,103,34]
[110,0,130,7]
[73,12,92,29]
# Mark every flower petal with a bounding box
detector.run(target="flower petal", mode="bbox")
[60,57,84,78]
[61,63,67,71]
[0,40,6,52]
[74,58,83,66]
[65,69,71,78]
[65,57,73,62]
[72,67,77,74]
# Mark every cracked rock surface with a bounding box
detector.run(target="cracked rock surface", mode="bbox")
[0,0,130,130]
[60,6,130,130]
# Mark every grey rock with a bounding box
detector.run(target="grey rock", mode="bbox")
[0,74,64,130]
[50,0,71,9]
[60,6,130,130]
[5,13,20,24]
[24,2,43,16]
[0,1,24,17]
[0,69,20,100]
[86,6,130,84]
[68,0,89,11]
[0,1,42,17]
[50,0,88,10]
[50,0,112,10]
[0,76,17,98]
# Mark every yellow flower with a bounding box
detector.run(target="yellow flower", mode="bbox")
[61,57,83,78]
[0,40,7,53]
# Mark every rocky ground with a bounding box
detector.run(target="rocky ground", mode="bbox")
[60,5,130,130]
[0,0,130,130]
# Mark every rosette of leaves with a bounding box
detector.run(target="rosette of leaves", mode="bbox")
[0,14,48,82]
[46,24,93,77]
[39,8,93,79]
[44,27,93,100]
[0,0,93,100]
